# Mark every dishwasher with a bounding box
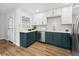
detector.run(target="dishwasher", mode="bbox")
[40,32,45,42]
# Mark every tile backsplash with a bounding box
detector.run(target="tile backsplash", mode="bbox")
[35,17,72,32]
[36,25,72,32]
[36,25,47,31]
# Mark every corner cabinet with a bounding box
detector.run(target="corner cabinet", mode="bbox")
[33,13,47,25]
[61,6,72,24]
[20,31,36,47]
[45,32,72,50]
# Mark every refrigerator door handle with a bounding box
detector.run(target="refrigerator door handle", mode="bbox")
[75,21,79,50]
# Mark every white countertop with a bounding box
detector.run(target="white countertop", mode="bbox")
[37,30,71,33]
[20,30,36,33]
[20,30,71,33]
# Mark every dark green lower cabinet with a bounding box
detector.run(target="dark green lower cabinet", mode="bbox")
[45,32,72,50]
[20,32,27,47]
[61,33,68,49]
[61,33,72,50]
[20,32,36,47]
[20,38,27,47]
[20,31,72,49]
[53,33,62,46]
[45,32,53,44]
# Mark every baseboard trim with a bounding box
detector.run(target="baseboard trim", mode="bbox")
[0,39,20,46]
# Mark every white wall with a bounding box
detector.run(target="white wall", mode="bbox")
[15,8,33,46]
[4,8,33,46]
[0,13,6,39]
[17,8,33,31]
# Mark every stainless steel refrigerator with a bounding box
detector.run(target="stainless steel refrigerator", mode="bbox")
[72,14,79,55]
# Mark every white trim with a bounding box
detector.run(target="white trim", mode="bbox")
[14,42,20,46]
[0,37,6,39]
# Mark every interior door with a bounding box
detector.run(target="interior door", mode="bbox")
[8,17,14,43]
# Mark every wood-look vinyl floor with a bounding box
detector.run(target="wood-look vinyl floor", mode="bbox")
[0,39,72,56]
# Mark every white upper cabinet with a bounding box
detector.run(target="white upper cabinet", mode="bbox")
[46,9,54,17]
[46,8,62,17]
[33,12,47,25]
[61,6,72,24]
[53,8,61,16]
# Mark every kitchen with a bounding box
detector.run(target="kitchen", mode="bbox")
[0,3,78,56]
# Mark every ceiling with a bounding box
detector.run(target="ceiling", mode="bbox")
[0,3,72,14]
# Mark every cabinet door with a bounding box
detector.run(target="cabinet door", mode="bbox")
[53,33,62,46]
[53,8,61,16]
[45,32,62,46]
[31,32,36,41]
[27,32,33,45]
[45,32,53,44]
[33,13,47,25]
[33,14,41,25]
[20,33,27,47]
[62,6,72,24]
[67,34,72,49]
[61,33,69,49]
[62,33,71,49]
[27,32,36,45]
[46,10,54,17]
